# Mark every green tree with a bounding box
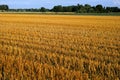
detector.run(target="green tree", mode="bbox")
[96,4,103,13]
[40,7,46,12]
[52,5,63,12]
[79,7,87,13]
[0,5,9,11]
[84,4,91,13]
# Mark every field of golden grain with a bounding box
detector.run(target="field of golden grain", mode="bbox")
[0,14,120,80]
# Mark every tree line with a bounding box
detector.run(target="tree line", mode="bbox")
[0,4,120,13]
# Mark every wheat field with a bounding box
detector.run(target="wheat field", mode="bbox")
[0,14,120,80]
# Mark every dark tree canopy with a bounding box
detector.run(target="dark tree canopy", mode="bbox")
[52,5,63,12]
[40,7,47,12]
[50,4,120,13]
[96,4,103,13]
[0,5,9,11]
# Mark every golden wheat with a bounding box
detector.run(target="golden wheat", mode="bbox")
[0,14,120,80]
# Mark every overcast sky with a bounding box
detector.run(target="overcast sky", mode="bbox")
[0,0,120,9]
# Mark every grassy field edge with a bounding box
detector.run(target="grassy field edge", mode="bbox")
[0,12,120,16]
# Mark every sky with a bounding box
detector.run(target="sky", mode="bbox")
[0,0,120,9]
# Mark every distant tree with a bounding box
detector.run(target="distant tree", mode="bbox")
[52,5,63,12]
[40,7,46,12]
[84,4,91,13]
[76,4,83,13]
[89,7,95,13]
[79,7,87,13]
[111,7,120,12]
[106,7,112,12]
[72,6,78,12]
[0,5,9,11]
[63,7,67,12]
[96,4,103,13]
[67,6,72,12]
